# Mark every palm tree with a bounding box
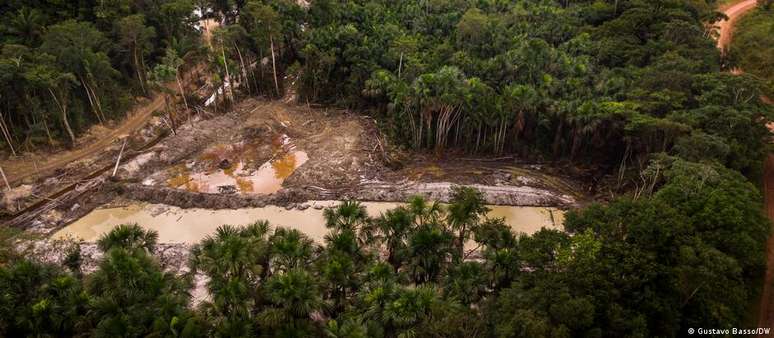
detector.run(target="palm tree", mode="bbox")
[443,261,487,306]
[269,228,315,273]
[324,201,371,249]
[406,195,444,227]
[324,317,369,338]
[324,200,370,233]
[258,269,322,335]
[97,224,158,253]
[190,222,271,281]
[189,222,271,336]
[446,186,489,261]
[381,285,441,336]
[87,246,199,337]
[7,7,44,46]
[321,225,374,314]
[356,264,401,334]
[473,218,520,290]
[407,223,454,284]
[0,260,87,337]
[367,207,414,270]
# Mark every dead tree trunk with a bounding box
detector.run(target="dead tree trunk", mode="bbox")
[175,71,191,127]
[81,76,104,124]
[42,118,53,146]
[221,41,234,101]
[112,138,127,176]
[0,111,16,156]
[134,44,147,94]
[0,165,10,191]
[49,88,76,144]
[234,42,251,94]
[270,35,280,97]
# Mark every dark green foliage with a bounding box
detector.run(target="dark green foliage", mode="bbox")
[729,5,774,94]
[290,0,771,177]
[86,246,200,337]
[562,159,770,334]
[0,0,200,149]
[1,0,771,336]
[0,260,88,337]
[0,174,770,337]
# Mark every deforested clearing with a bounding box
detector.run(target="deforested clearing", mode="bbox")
[1,1,773,337]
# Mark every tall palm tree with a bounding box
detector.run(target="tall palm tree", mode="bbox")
[367,207,414,270]
[473,218,520,290]
[446,186,489,261]
[7,7,44,46]
[189,222,271,336]
[406,195,444,227]
[87,246,199,337]
[407,223,454,284]
[443,261,487,306]
[0,260,87,337]
[381,285,441,336]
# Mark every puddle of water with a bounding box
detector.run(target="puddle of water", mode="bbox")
[181,152,308,194]
[488,205,564,235]
[166,136,308,194]
[52,202,564,245]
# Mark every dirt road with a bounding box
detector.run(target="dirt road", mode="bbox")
[717,0,759,51]
[0,16,219,188]
[0,95,165,186]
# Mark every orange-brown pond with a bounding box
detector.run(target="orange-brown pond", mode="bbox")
[165,136,308,194]
[53,202,565,244]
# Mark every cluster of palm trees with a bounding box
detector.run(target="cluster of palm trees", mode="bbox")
[188,186,503,336]
[3,165,769,336]
[3,186,551,337]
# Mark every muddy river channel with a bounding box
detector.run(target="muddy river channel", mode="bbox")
[53,201,564,244]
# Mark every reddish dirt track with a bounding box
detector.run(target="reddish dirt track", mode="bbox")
[0,94,165,186]
[761,155,774,333]
[0,20,217,188]
[717,0,759,50]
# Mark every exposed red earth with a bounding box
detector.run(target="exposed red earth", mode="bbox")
[717,0,760,50]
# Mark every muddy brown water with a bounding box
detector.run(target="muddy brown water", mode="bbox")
[167,151,308,194]
[164,135,308,194]
[52,201,565,244]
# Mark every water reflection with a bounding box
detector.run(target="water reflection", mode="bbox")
[165,136,308,194]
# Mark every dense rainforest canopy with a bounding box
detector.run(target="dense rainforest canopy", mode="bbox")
[1,0,773,337]
[291,0,772,175]
[0,0,201,149]
[2,0,772,174]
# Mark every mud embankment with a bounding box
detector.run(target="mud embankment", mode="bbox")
[118,179,576,212]
[354,182,576,207]
[119,183,313,209]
